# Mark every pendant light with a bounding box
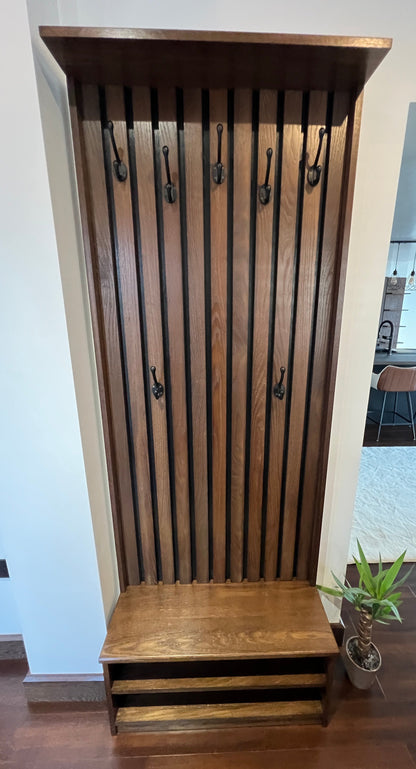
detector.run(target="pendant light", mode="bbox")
[407,251,416,291]
[390,243,400,286]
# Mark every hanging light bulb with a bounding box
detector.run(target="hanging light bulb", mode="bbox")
[390,243,400,286]
[407,251,416,291]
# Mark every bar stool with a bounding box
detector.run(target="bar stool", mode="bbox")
[370,365,416,442]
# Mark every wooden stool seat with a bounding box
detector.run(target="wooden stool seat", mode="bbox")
[371,365,416,441]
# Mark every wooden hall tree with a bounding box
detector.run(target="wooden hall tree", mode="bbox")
[41,28,390,732]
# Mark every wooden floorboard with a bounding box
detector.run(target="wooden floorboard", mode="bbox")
[364,422,416,446]
[2,575,416,767]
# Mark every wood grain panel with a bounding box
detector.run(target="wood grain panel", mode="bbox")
[105,85,157,584]
[230,90,252,582]
[247,91,278,581]
[280,92,328,581]
[132,87,175,583]
[210,90,228,582]
[115,700,323,731]
[296,93,349,580]
[158,89,192,584]
[263,92,303,581]
[183,90,209,582]
[41,27,392,92]
[81,84,140,585]
[100,581,338,662]
[112,673,326,693]
[69,80,127,589]
[307,93,363,581]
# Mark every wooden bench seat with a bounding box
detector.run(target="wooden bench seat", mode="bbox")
[100,581,338,733]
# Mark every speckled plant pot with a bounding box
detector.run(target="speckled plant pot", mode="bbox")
[343,636,382,689]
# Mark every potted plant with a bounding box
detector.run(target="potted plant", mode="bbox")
[318,541,413,689]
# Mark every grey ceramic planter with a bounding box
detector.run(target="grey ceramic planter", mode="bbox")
[343,636,382,689]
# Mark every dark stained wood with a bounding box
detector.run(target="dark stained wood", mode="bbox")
[5,575,416,765]
[99,582,338,663]
[364,423,416,446]
[68,79,128,590]
[40,27,391,91]
[280,92,328,581]
[111,673,326,694]
[183,89,209,583]
[264,92,302,582]
[115,700,323,731]
[297,93,349,580]
[80,83,140,585]
[210,90,228,583]
[308,92,363,583]
[158,89,192,584]
[247,91,278,581]
[230,89,252,583]
[132,87,175,584]
[106,85,157,584]
[103,664,117,735]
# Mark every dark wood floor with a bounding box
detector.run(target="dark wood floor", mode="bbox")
[2,568,416,768]
[364,422,416,446]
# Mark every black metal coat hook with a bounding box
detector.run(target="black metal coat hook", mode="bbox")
[150,366,164,400]
[259,147,273,205]
[273,367,286,400]
[107,121,128,182]
[212,123,225,184]
[162,146,177,204]
[307,127,328,187]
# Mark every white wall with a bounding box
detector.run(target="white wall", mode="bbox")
[0,531,21,635]
[3,0,415,668]
[0,0,108,674]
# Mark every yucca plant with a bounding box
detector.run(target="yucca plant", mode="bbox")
[318,540,413,667]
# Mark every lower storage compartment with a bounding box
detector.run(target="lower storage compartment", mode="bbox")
[115,700,324,732]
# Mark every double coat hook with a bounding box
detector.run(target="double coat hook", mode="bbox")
[307,127,328,187]
[259,148,273,205]
[107,121,128,182]
[162,146,177,204]
[212,123,225,184]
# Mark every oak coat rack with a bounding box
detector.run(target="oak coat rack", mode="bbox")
[41,27,390,733]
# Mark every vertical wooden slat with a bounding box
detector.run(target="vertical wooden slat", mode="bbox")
[70,81,127,590]
[132,87,175,583]
[157,89,192,583]
[159,88,192,582]
[230,90,252,583]
[297,92,350,580]
[183,89,209,582]
[210,90,228,583]
[81,84,140,585]
[308,92,363,582]
[264,92,303,582]
[280,91,328,580]
[247,90,278,581]
[105,85,157,584]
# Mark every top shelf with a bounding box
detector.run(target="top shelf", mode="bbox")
[40,27,391,91]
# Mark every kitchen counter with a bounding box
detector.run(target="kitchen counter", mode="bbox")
[374,351,416,367]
